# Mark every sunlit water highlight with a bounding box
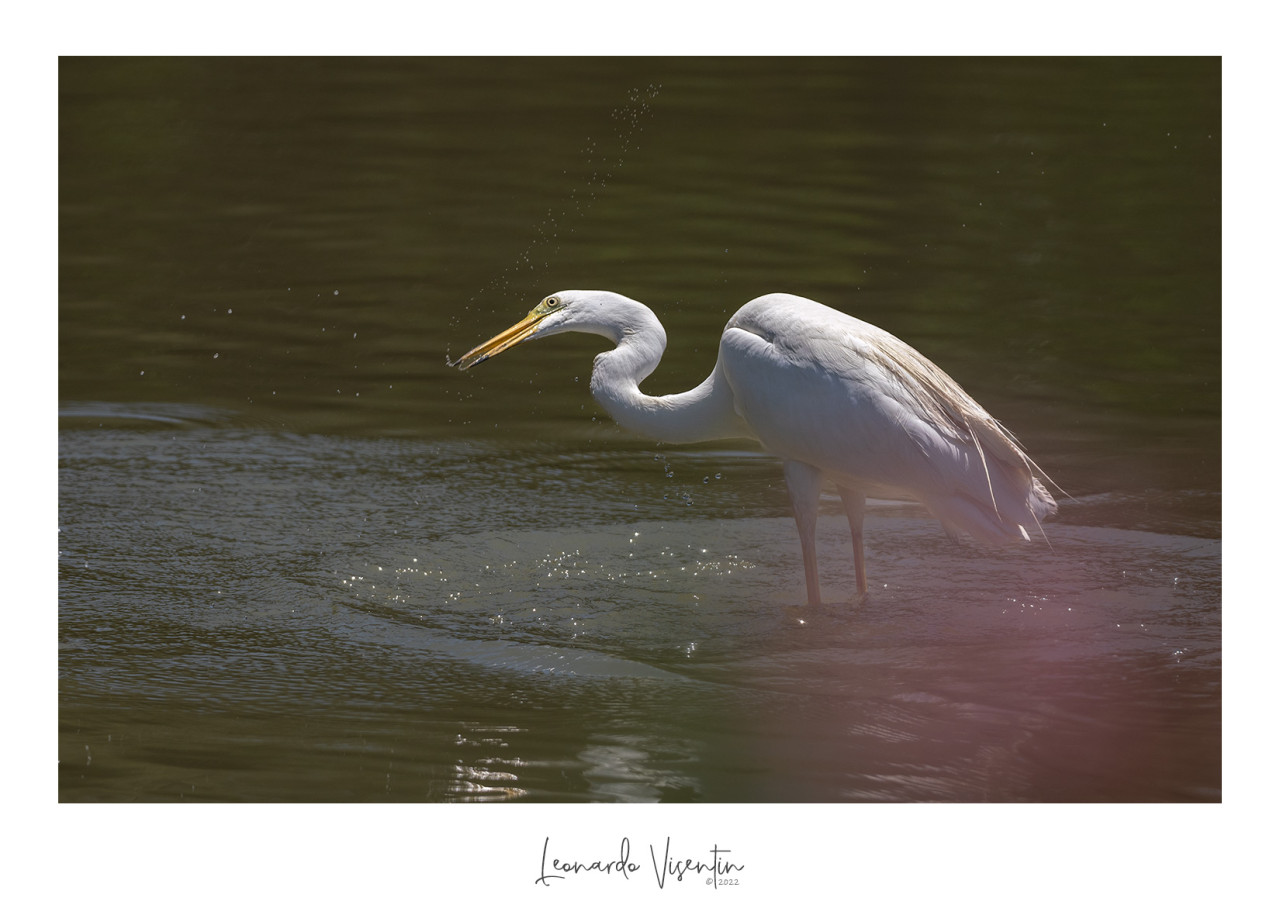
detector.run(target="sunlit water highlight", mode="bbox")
[59,412,1219,801]
[59,58,1219,803]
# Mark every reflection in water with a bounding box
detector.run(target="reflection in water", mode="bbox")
[60,420,1218,801]
[578,737,702,803]
[445,723,528,802]
[59,57,1219,802]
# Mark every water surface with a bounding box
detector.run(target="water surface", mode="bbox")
[59,57,1220,802]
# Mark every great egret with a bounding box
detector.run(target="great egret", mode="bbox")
[450,290,1056,604]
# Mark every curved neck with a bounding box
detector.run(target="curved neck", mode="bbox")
[589,329,750,445]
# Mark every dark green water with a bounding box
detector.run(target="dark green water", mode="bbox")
[59,57,1220,802]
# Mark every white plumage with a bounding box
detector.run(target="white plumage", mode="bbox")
[451,290,1056,604]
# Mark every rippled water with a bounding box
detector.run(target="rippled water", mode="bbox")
[59,409,1218,801]
[59,57,1220,802]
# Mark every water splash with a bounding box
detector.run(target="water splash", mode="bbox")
[464,83,662,314]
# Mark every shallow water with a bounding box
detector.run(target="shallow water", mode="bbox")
[59,58,1220,802]
[58,413,1218,801]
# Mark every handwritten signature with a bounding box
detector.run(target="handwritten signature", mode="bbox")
[536,836,743,889]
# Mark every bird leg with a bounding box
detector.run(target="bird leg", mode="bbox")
[784,460,824,605]
[837,485,869,596]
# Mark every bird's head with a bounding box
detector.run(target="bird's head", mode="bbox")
[448,290,649,370]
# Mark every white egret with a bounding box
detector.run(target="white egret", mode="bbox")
[450,290,1056,604]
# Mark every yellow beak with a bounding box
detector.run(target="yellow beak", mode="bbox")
[449,309,545,370]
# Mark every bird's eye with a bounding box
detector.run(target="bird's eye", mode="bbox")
[546,296,560,308]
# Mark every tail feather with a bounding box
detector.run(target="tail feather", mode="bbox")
[858,325,1060,544]
[923,471,1056,546]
